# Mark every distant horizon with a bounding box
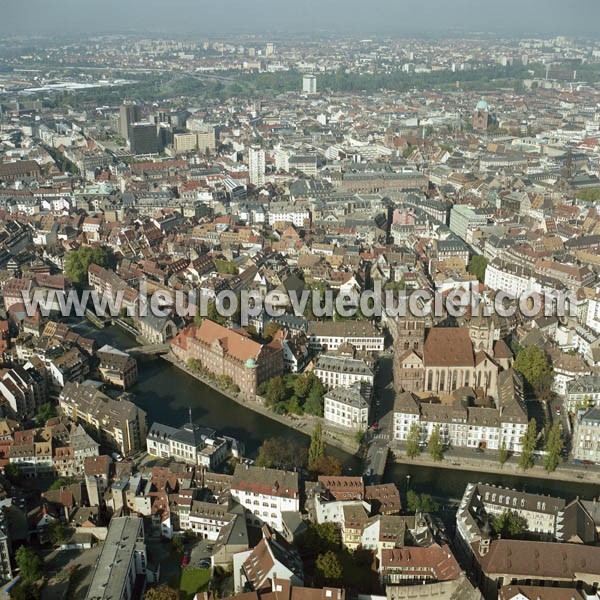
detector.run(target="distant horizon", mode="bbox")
[1,0,600,37]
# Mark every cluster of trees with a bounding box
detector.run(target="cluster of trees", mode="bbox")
[492,510,526,539]
[187,359,241,394]
[255,425,341,477]
[258,373,325,416]
[214,259,237,275]
[405,422,444,462]
[194,296,239,327]
[468,255,489,282]
[43,144,79,175]
[35,402,57,425]
[10,547,44,600]
[237,64,539,98]
[518,418,564,472]
[406,490,439,513]
[576,189,600,202]
[49,476,77,491]
[65,246,110,287]
[297,512,375,592]
[514,345,553,399]
[256,437,308,471]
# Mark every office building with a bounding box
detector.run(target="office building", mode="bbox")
[129,122,158,156]
[196,126,216,153]
[119,103,141,141]
[302,74,317,94]
[174,132,198,154]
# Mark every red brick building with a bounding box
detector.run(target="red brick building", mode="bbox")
[171,320,284,396]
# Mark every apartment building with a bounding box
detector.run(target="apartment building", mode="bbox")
[189,501,234,540]
[59,381,147,456]
[313,354,374,390]
[97,344,138,390]
[573,407,600,464]
[85,516,147,600]
[393,369,528,452]
[324,383,370,432]
[231,464,300,532]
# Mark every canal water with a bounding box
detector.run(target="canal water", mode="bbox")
[71,321,600,502]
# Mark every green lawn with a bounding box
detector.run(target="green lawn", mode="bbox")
[179,568,211,600]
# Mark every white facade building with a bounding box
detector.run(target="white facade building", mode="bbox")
[248,146,265,187]
[324,384,370,432]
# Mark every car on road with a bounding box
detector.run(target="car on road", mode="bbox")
[474,447,484,453]
[198,559,211,569]
[181,552,190,567]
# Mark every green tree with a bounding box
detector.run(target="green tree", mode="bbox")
[519,418,537,470]
[144,584,180,600]
[499,440,509,465]
[35,402,57,424]
[9,582,41,600]
[514,346,553,395]
[315,551,343,586]
[293,374,312,399]
[15,546,44,583]
[309,423,325,469]
[428,425,444,462]
[4,463,22,484]
[406,490,439,513]
[263,376,287,406]
[298,523,340,558]
[65,246,110,287]
[304,375,325,416]
[263,321,281,341]
[48,520,68,546]
[256,437,308,470]
[49,476,77,491]
[492,511,526,539]
[543,422,564,472]
[406,422,421,458]
[468,255,489,282]
[214,259,237,275]
[171,536,184,556]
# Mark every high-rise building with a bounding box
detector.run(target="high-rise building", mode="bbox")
[129,122,158,155]
[265,42,276,56]
[249,145,266,186]
[302,74,317,94]
[174,132,198,154]
[118,103,141,141]
[196,126,216,153]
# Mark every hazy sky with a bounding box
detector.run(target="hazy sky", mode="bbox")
[1,0,599,36]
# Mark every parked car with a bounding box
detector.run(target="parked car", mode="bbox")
[181,552,190,567]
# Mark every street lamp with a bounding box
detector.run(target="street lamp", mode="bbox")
[406,474,411,490]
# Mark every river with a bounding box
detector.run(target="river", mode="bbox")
[71,320,600,503]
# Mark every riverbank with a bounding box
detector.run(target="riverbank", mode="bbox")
[162,353,360,457]
[391,447,600,486]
